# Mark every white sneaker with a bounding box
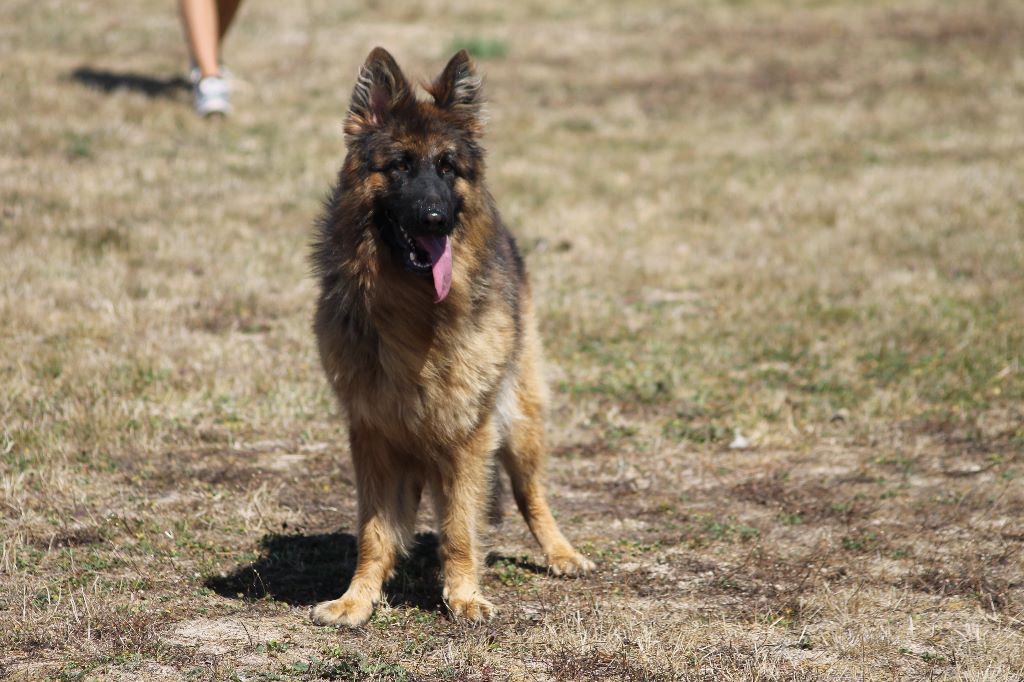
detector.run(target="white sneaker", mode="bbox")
[194,75,230,116]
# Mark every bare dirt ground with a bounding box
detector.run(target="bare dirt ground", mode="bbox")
[2,0,1023,679]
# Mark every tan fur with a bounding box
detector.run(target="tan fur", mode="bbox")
[310,49,593,627]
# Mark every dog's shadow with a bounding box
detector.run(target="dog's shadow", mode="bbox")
[206,532,441,610]
[68,66,189,98]
[206,531,547,612]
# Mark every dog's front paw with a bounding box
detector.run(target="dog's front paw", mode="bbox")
[310,595,375,628]
[444,591,496,623]
[547,551,596,577]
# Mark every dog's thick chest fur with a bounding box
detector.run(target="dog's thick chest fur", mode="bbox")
[317,285,519,456]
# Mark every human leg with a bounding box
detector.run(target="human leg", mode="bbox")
[179,0,220,77]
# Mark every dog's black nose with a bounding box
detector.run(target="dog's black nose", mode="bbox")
[423,209,445,228]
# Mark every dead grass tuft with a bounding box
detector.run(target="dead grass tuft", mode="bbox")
[903,551,1020,613]
[545,644,675,682]
[731,473,876,525]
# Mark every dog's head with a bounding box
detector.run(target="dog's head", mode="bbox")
[342,48,486,303]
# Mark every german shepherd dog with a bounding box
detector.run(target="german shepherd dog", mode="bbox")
[310,48,594,626]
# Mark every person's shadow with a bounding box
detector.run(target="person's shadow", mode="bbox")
[205,531,549,613]
[68,67,189,98]
[205,531,447,611]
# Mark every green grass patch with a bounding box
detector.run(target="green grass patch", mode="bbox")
[447,36,508,59]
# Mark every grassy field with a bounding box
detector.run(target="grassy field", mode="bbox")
[2,0,1023,679]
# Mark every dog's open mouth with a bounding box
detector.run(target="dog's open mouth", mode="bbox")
[395,223,434,271]
[395,223,453,303]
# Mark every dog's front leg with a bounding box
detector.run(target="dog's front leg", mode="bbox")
[432,425,497,623]
[311,429,408,627]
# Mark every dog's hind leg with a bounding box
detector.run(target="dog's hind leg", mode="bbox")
[497,356,595,577]
[311,428,417,628]
[394,471,424,551]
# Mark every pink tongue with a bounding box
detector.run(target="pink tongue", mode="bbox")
[414,235,452,303]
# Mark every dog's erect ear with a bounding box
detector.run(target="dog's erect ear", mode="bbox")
[429,50,485,134]
[345,47,412,136]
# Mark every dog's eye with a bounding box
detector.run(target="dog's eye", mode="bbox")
[437,159,455,176]
[390,159,409,174]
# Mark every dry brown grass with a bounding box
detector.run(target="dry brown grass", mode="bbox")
[2,0,1023,679]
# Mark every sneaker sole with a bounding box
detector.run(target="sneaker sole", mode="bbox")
[196,101,231,117]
